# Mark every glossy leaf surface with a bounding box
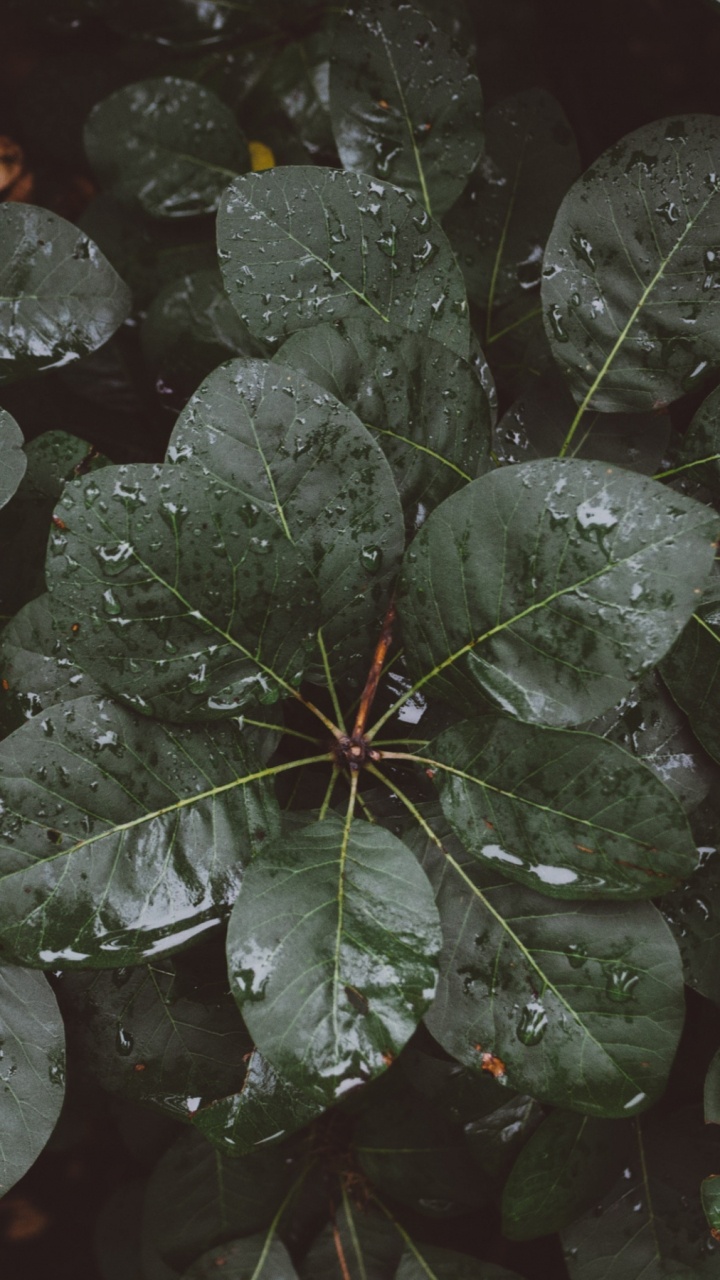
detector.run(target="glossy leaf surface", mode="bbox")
[46,463,320,721]
[398,459,718,727]
[660,824,720,1003]
[0,409,25,509]
[0,696,278,967]
[677,381,720,493]
[424,846,685,1116]
[226,814,441,1104]
[181,1236,299,1280]
[543,115,720,413]
[429,717,697,899]
[166,358,404,678]
[0,594,102,737]
[662,588,720,764]
[0,966,65,1195]
[0,204,131,383]
[330,2,483,216]
[192,1048,322,1155]
[85,78,247,219]
[217,167,470,357]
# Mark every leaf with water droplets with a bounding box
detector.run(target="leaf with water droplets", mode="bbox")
[660,802,720,1003]
[329,2,483,217]
[0,594,103,737]
[85,78,248,219]
[661,587,720,766]
[0,204,131,384]
[217,166,470,357]
[428,716,697,899]
[0,966,65,1195]
[192,1048,323,1156]
[423,838,685,1115]
[398,459,718,727]
[674,381,720,494]
[543,115,720,415]
[0,409,25,510]
[226,814,441,1104]
[180,1235,300,1280]
[0,695,279,967]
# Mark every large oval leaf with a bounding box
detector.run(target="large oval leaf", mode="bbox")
[166,358,404,680]
[423,844,685,1116]
[397,459,718,727]
[329,2,483,217]
[46,463,320,722]
[0,408,25,509]
[661,587,720,764]
[181,1236,299,1280]
[0,966,65,1195]
[427,717,697,899]
[226,813,442,1104]
[217,167,470,357]
[542,115,720,416]
[85,78,247,219]
[192,1048,322,1156]
[0,204,131,383]
[0,696,279,967]
[273,319,491,527]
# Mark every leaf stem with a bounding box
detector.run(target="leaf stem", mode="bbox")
[652,453,720,481]
[249,1161,314,1280]
[370,1194,439,1278]
[352,600,397,740]
[242,716,319,745]
[318,627,346,731]
[319,766,340,820]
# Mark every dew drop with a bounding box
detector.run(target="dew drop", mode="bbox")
[516,998,548,1046]
[547,304,568,342]
[359,545,383,574]
[604,964,640,1003]
[115,1027,134,1055]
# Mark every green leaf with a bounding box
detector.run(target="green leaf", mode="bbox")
[329,2,483,217]
[300,1204,402,1280]
[706,1049,720,1124]
[216,167,470,358]
[142,1129,300,1272]
[107,0,274,48]
[166,357,404,680]
[54,956,252,1108]
[424,845,685,1116]
[542,115,720,416]
[443,89,579,329]
[702,1177,720,1238]
[0,408,25,509]
[46,462,321,722]
[192,1049,323,1156]
[396,1248,523,1280]
[226,813,442,1104]
[397,459,718,727]
[250,33,334,159]
[0,594,103,737]
[501,1110,630,1241]
[428,716,697,899]
[273,319,491,527]
[674,381,720,493]
[662,588,720,765]
[85,78,247,219]
[0,965,66,1195]
[660,810,720,1003]
[562,1110,720,1279]
[0,204,131,383]
[180,1236,299,1280]
[0,695,279,967]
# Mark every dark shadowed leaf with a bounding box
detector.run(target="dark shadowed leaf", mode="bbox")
[107,0,274,47]
[85,79,247,219]
[166,358,404,681]
[660,807,720,1003]
[0,594,103,737]
[662,588,720,764]
[180,1235,299,1280]
[329,2,483,217]
[0,695,279,967]
[249,32,334,160]
[423,842,685,1116]
[46,462,321,722]
[501,1110,631,1241]
[396,1249,523,1279]
[217,167,470,357]
[273,318,491,527]
[543,115,720,415]
[93,1180,145,1280]
[0,204,131,383]
[226,813,441,1104]
[428,716,697,899]
[444,89,580,332]
[676,381,720,493]
[706,1049,720,1123]
[299,1204,402,1280]
[0,966,66,1195]
[0,409,25,509]
[192,1049,322,1156]
[398,459,717,727]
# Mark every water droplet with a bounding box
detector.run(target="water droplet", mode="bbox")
[359,545,383,574]
[570,232,596,269]
[567,943,588,969]
[547,304,568,342]
[516,998,548,1046]
[656,200,680,225]
[101,589,121,616]
[604,964,640,1003]
[376,226,397,257]
[115,1027,134,1055]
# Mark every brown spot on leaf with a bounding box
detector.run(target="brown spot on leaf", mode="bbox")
[345,984,369,1015]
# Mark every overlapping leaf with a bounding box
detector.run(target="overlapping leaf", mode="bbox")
[0,409,25,509]
[675,381,720,493]
[181,1236,299,1280]
[192,1048,322,1155]
[106,0,273,47]
[662,587,720,764]
[226,814,441,1104]
[0,594,102,737]
[299,1205,402,1280]
[0,696,279,967]
[396,1251,522,1280]
[397,459,718,727]
[217,167,470,357]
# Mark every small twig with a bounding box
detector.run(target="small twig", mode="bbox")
[352,600,396,741]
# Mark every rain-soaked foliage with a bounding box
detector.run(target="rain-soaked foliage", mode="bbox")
[3,1,720,1278]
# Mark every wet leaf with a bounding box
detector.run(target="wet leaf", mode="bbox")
[180,1235,299,1279]
[192,1048,322,1156]
[0,594,103,737]
[501,1110,630,1241]
[444,89,580,329]
[424,843,685,1116]
[226,813,441,1104]
[273,318,491,527]
[0,409,25,509]
[166,358,404,681]
[705,1049,720,1124]
[543,115,720,414]
[0,204,131,384]
[216,166,470,357]
[676,381,720,494]
[662,587,720,765]
[329,2,483,217]
[428,716,697,899]
[0,695,279,967]
[398,459,718,727]
[46,462,321,722]
[396,1249,523,1279]
[85,78,247,219]
[250,33,334,160]
[660,816,720,1003]
[0,966,65,1196]
[299,1204,402,1280]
